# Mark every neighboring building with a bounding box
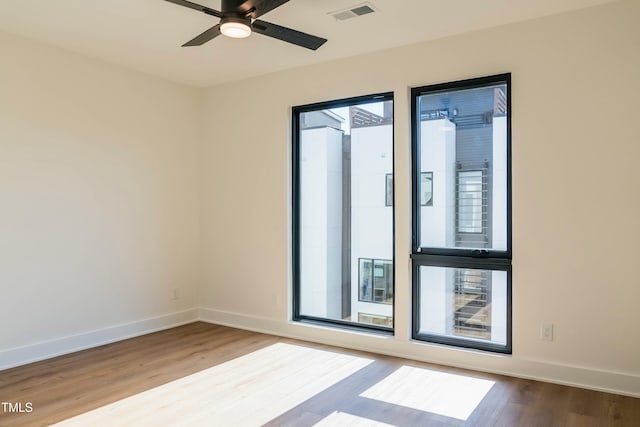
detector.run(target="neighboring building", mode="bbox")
[418,86,507,343]
[299,105,393,326]
[299,112,345,319]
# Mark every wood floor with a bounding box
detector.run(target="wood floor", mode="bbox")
[1,322,638,426]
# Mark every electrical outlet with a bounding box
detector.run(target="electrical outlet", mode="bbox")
[172,288,180,300]
[271,293,279,306]
[541,323,554,341]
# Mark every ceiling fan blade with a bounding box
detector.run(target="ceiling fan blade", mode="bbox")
[182,24,221,46]
[236,0,290,19]
[252,19,327,50]
[164,0,222,18]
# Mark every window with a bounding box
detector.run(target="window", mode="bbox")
[411,74,511,353]
[293,93,394,332]
[358,258,393,304]
[420,172,433,206]
[385,174,393,207]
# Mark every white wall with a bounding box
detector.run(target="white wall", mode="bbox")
[0,31,202,366]
[420,119,456,248]
[350,124,393,320]
[420,266,451,335]
[200,0,640,396]
[492,116,508,250]
[299,127,343,318]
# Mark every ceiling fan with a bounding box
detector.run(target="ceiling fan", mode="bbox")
[164,0,327,50]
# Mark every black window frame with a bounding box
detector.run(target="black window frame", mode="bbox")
[292,92,395,334]
[411,74,512,354]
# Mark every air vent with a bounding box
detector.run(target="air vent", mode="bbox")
[329,3,376,21]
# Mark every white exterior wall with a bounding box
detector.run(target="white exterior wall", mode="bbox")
[350,124,393,321]
[420,266,454,335]
[299,127,343,318]
[420,119,456,248]
[491,270,508,344]
[492,116,508,251]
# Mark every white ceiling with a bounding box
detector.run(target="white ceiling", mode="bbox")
[0,0,615,87]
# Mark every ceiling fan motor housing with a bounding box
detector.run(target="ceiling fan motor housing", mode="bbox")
[220,15,252,27]
[222,0,249,13]
[221,0,253,29]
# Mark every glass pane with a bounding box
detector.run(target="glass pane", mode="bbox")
[298,99,393,328]
[417,84,507,251]
[417,266,507,346]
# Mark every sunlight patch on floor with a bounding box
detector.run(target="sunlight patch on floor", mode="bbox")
[360,365,495,421]
[53,343,373,427]
[313,411,396,427]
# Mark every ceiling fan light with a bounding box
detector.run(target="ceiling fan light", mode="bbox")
[220,19,252,38]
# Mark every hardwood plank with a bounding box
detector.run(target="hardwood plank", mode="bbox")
[464,376,519,426]
[0,322,638,427]
[566,413,600,427]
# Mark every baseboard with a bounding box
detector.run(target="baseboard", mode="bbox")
[198,307,640,398]
[0,309,199,371]
[4,307,637,398]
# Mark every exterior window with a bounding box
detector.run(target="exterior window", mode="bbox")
[411,74,511,353]
[385,174,393,207]
[293,93,394,332]
[420,172,433,206]
[358,258,393,304]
